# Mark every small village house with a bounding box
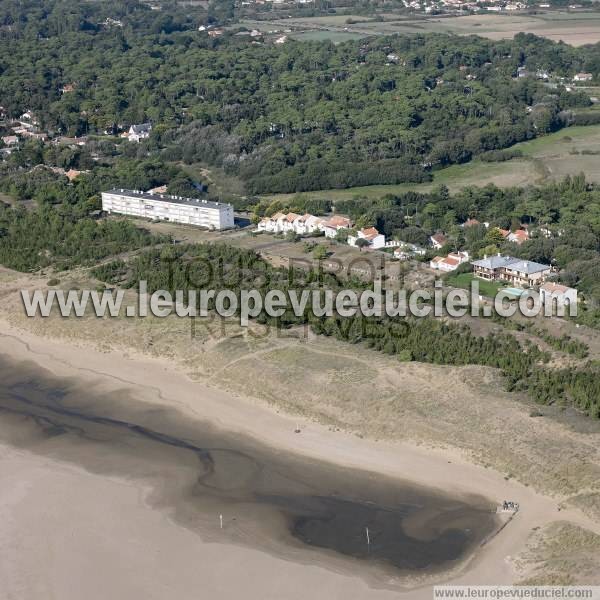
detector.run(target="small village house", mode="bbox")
[323,215,352,238]
[573,73,593,82]
[393,242,426,260]
[539,282,577,310]
[507,229,529,245]
[258,211,286,233]
[430,233,447,250]
[430,251,469,272]
[282,212,301,233]
[65,169,84,181]
[348,227,386,250]
[124,123,152,143]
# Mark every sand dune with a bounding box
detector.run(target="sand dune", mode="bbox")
[1,317,599,597]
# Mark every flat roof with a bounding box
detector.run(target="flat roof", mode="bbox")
[104,189,231,210]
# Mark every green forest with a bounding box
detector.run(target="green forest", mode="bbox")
[1,0,600,192]
[1,0,600,419]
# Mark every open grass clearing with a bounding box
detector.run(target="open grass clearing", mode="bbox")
[445,272,507,298]
[239,10,600,46]
[263,124,600,204]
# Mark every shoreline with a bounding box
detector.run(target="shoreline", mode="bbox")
[0,317,599,596]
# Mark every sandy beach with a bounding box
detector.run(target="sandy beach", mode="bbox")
[1,314,599,599]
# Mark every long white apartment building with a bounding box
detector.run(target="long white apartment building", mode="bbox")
[101,189,234,230]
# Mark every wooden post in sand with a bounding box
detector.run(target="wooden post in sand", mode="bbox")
[365,527,370,549]
[220,514,223,529]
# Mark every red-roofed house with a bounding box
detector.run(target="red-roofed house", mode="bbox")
[282,212,301,232]
[507,229,529,245]
[540,282,577,310]
[257,211,286,233]
[430,251,469,272]
[323,215,352,238]
[348,226,385,249]
[430,233,448,249]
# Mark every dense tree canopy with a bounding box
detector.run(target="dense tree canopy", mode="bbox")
[2,0,600,192]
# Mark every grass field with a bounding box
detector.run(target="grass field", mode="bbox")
[445,272,506,298]
[263,124,600,204]
[239,10,600,46]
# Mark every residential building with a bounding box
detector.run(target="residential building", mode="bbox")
[393,242,426,260]
[323,215,352,238]
[2,136,18,146]
[290,213,323,235]
[462,218,480,228]
[471,254,551,287]
[101,189,234,230]
[125,123,152,142]
[65,169,84,181]
[430,251,469,272]
[148,185,168,194]
[539,282,577,309]
[574,73,593,82]
[282,212,301,232]
[304,214,324,234]
[257,212,330,236]
[430,233,447,249]
[257,211,296,233]
[348,227,386,250]
[507,229,529,245]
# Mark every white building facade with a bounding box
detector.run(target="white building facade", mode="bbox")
[348,227,386,249]
[540,282,577,309]
[101,189,234,230]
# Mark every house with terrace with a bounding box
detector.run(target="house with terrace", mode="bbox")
[471,254,551,287]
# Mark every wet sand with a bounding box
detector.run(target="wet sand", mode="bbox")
[0,356,497,584]
[1,319,597,598]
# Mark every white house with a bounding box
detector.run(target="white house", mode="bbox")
[304,214,324,234]
[348,227,386,250]
[126,123,152,142]
[430,251,469,272]
[393,242,426,260]
[323,216,352,238]
[280,212,300,232]
[539,282,577,310]
[289,213,322,235]
[258,211,329,236]
[102,189,234,230]
[272,212,287,232]
[507,229,529,245]
[430,233,448,250]
[574,73,593,82]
